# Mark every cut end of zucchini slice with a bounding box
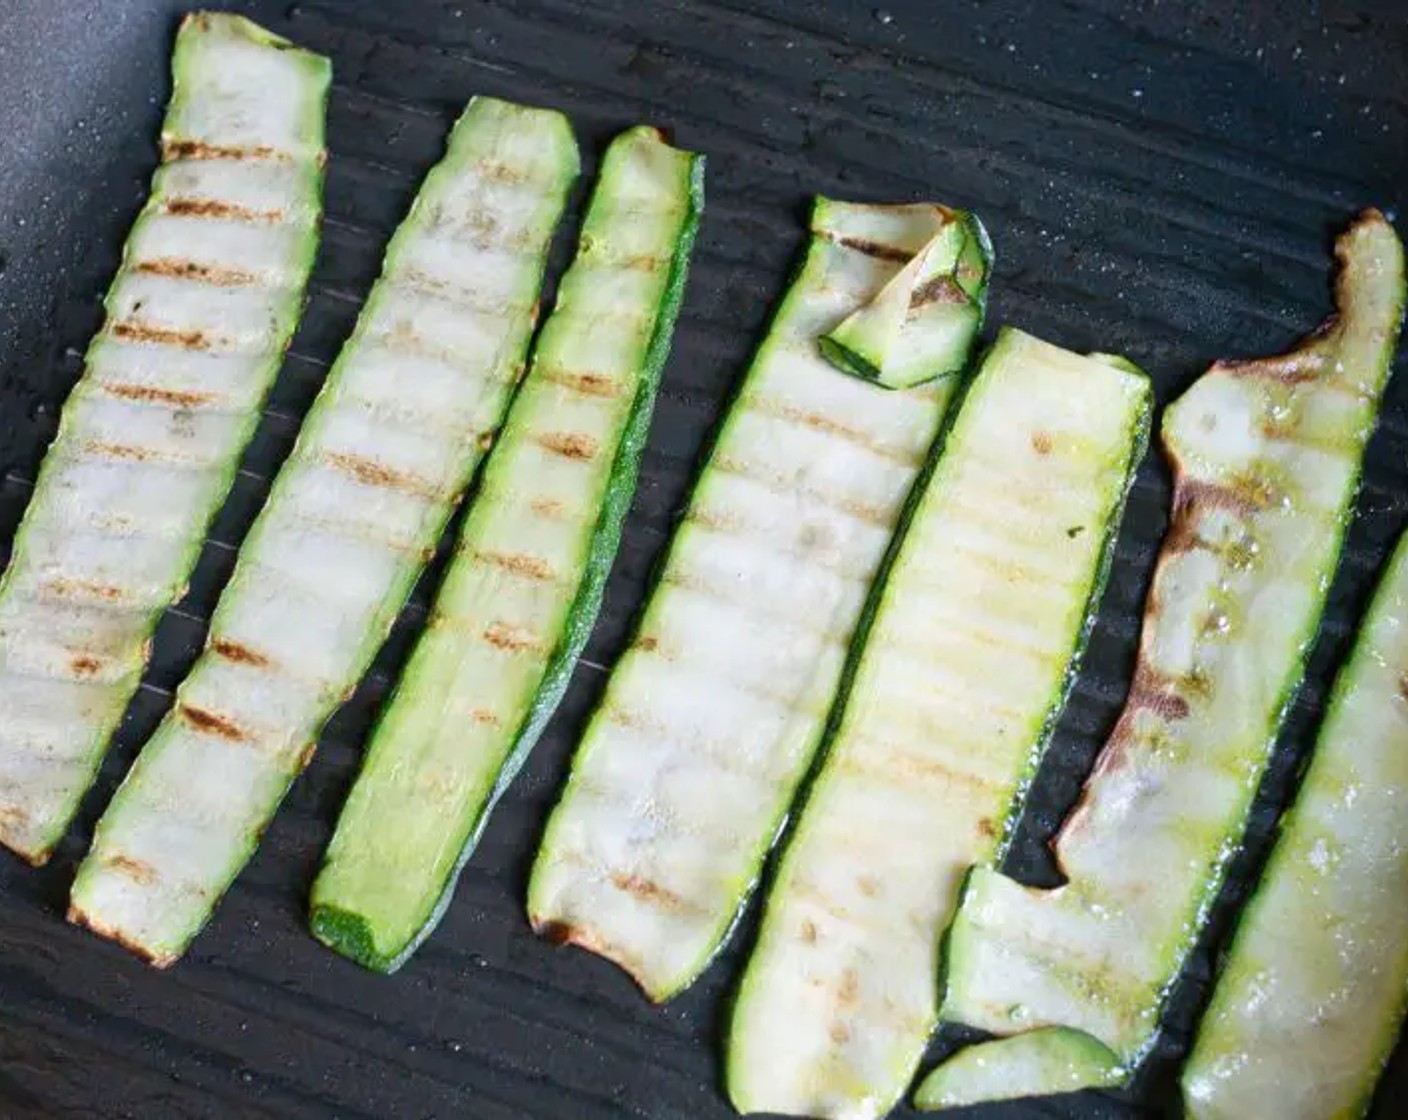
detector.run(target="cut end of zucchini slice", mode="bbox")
[913,1029,1124,1111]
[814,200,991,389]
[309,904,399,974]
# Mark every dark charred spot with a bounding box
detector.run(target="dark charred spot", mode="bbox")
[178,703,251,742]
[111,320,212,350]
[1215,347,1328,386]
[909,275,965,309]
[476,550,554,581]
[100,381,217,409]
[976,817,997,839]
[326,452,434,498]
[537,431,598,461]
[1128,668,1193,721]
[162,138,281,163]
[135,258,258,287]
[44,577,125,602]
[635,635,659,653]
[827,233,911,262]
[67,904,172,967]
[69,654,103,677]
[104,853,159,885]
[535,919,577,946]
[211,638,272,668]
[482,621,539,653]
[609,873,685,910]
[545,368,622,398]
[165,197,276,222]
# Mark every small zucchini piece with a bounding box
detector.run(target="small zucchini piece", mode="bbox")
[527,197,986,1001]
[818,206,989,389]
[308,126,703,973]
[1182,526,1408,1120]
[936,211,1406,1091]
[67,97,580,966]
[726,329,1151,1120]
[914,1028,1123,1111]
[0,13,329,864]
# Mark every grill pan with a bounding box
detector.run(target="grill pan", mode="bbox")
[0,1,1406,1116]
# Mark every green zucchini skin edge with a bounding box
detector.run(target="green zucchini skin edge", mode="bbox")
[722,331,1151,1116]
[309,143,705,974]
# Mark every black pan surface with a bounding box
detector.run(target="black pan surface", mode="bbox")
[0,1,1406,1116]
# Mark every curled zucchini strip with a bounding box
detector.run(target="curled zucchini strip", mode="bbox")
[0,13,329,864]
[818,207,989,389]
[936,211,1405,1096]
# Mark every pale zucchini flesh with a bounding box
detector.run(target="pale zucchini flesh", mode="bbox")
[914,1028,1123,1111]
[1182,526,1408,1120]
[526,197,988,1001]
[67,97,580,965]
[0,13,329,864]
[726,329,1151,1120]
[308,126,703,972]
[937,211,1406,1086]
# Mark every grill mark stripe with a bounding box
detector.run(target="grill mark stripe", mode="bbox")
[164,197,284,223]
[744,396,920,465]
[133,258,263,287]
[109,320,215,351]
[538,368,625,399]
[176,703,253,743]
[161,138,291,163]
[210,638,273,669]
[534,430,599,461]
[471,549,556,582]
[95,381,222,409]
[323,451,442,499]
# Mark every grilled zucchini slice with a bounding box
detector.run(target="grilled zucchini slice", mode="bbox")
[309,126,703,972]
[67,97,579,965]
